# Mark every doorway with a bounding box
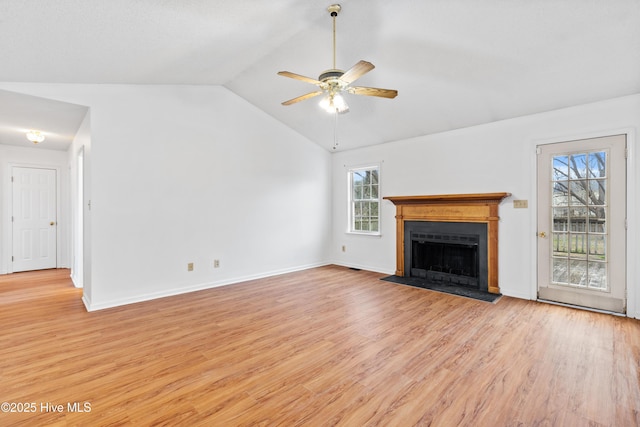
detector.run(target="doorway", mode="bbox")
[73,148,84,287]
[11,166,58,272]
[536,134,627,313]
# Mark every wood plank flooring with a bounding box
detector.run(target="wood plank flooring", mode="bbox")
[0,266,639,426]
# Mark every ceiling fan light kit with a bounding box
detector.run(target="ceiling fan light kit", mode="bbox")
[319,91,349,114]
[277,3,397,114]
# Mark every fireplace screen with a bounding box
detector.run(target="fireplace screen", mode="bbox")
[404,221,488,291]
[411,232,479,288]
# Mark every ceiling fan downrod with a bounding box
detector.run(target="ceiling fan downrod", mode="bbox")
[328,4,341,70]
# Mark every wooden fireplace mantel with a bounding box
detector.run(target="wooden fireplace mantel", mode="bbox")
[383,192,510,294]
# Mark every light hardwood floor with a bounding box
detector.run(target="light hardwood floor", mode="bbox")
[1,266,639,426]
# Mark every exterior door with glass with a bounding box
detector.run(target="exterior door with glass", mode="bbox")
[536,135,626,313]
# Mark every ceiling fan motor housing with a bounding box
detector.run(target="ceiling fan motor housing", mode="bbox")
[319,69,348,93]
[319,69,344,81]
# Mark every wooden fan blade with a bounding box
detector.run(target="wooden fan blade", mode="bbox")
[339,60,375,84]
[277,71,323,86]
[348,86,398,99]
[282,91,324,106]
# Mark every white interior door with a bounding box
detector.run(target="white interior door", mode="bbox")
[537,135,626,313]
[12,167,58,272]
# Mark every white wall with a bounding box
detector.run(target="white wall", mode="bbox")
[0,145,70,274]
[0,83,332,310]
[331,94,640,319]
[3,81,637,319]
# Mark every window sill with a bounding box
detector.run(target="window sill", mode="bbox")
[346,231,382,237]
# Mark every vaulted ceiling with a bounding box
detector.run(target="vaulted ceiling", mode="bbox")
[1,0,639,151]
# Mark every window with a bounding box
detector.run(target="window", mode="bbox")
[348,165,380,234]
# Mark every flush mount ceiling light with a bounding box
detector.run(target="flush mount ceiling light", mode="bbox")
[26,130,45,144]
[277,4,397,114]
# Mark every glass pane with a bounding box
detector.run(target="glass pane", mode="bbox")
[588,151,606,179]
[588,235,606,259]
[552,257,568,283]
[569,153,587,179]
[569,180,588,206]
[553,232,568,255]
[364,171,371,185]
[552,155,569,181]
[363,185,370,199]
[353,171,365,184]
[589,215,606,233]
[370,219,379,232]
[552,182,569,206]
[371,184,378,199]
[589,180,606,205]
[362,202,370,217]
[569,207,587,232]
[569,234,588,258]
[591,204,606,219]
[587,261,607,289]
[552,208,568,231]
[371,202,379,216]
[371,169,378,184]
[354,202,362,216]
[569,259,588,287]
[354,185,363,199]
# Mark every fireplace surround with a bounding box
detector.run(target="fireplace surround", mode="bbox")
[384,193,510,294]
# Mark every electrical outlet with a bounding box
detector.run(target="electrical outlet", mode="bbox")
[187,262,194,271]
[513,200,528,209]
[213,259,220,268]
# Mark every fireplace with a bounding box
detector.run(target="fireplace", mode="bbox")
[384,193,510,294]
[405,221,488,292]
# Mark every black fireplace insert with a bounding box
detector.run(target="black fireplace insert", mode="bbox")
[404,221,488,292]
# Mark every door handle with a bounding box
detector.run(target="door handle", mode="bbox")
[50,221,56,226]
[538,231,546,238]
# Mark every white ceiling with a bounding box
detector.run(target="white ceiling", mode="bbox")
[0,89,88,150]
[1,0,639,151]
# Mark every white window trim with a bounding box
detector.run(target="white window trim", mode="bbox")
[347,163,382,236]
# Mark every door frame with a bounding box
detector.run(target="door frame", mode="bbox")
[5,162,63,274]
[530,128,637,317]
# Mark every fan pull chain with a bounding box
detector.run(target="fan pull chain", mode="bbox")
[333,110,339,150]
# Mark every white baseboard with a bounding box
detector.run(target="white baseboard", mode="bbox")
[70,273,83,288]
[83,262,330,312]
[331,261,395,275]
[82,294,92,311]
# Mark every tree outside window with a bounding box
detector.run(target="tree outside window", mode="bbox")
[551,150,608,289]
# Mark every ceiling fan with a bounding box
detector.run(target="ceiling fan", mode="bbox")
[277,4,398,114]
